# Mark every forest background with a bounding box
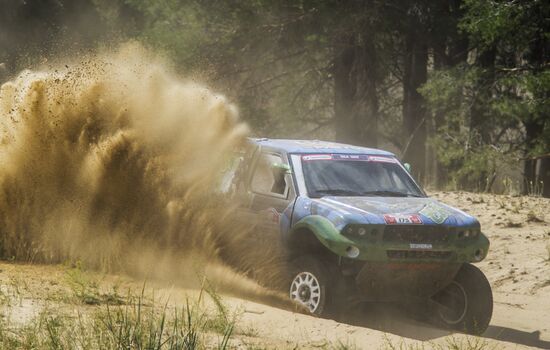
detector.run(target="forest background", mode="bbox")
[1,0,548,195]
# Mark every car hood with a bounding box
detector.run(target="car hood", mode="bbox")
[310,196,478,227]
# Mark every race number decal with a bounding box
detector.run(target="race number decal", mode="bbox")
[384,214,423,225]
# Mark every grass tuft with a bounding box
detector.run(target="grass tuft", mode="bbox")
[65,262,125,306]
[0,279,236,349]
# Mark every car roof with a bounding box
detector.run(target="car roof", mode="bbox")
[249,138,395,156]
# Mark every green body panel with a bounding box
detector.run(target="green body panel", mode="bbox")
[290,216,490,264]
[291,215,356,256]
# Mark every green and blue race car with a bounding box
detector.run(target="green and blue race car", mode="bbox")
[225,138,492,334]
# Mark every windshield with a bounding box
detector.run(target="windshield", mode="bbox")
[301,154,425,198]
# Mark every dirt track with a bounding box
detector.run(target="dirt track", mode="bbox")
[0,191,549,349]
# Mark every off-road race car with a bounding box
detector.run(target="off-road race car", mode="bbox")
[223,138,493,335]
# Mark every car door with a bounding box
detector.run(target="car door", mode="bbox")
[247,151,296,240]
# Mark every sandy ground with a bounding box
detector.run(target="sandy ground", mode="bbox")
[0,191,549,349]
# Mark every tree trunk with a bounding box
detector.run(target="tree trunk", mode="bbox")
[470,47,496,145]
[539,158,550,198]
[432,46,448,188]
[402,30,428,182]
[523,121,543,194]
[523,6,549,196]
[448,0,469,65]
[334,34,357,143]
[333,33,379,148]
[358,36,379,148]
[428,0,469,188]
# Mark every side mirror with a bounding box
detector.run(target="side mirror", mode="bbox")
[404,163,412,173]
[270,163,290,195]
[271,163,291,174]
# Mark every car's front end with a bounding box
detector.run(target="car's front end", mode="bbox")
[284,150,493,333]
[286,152,489,270]
[290,195,490,300]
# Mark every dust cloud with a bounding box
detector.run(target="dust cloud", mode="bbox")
[0,43,290,307]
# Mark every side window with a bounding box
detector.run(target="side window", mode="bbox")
[251,153,288,197]
[219,144,257,196]
[219,155,242,194]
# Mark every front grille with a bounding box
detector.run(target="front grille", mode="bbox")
[387,250,453,260]
[383,225,450,243]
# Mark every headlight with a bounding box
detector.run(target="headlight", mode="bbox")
[343,225,380,240]
[344,225,370,237]
[458,228,480,239]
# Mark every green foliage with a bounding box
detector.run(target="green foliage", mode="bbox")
[420,0,549,191]
[2,0,548,192]
[460,0,523,48]
[116,0,549,191]
[461,0,548,51]
[420,67,518,190]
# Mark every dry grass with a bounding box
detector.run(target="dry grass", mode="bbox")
[0,298,234,349]
[0,264,237,349]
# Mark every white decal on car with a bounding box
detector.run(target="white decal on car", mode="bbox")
[409,243,433,249]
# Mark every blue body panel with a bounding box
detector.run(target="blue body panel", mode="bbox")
[285,196,479,238]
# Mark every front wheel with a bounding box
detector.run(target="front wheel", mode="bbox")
[288,255,340,317]
[432,263,493,335]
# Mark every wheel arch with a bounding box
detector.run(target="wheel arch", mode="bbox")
[285,215,348,260]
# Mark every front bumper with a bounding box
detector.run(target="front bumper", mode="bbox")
[317,224,490,264]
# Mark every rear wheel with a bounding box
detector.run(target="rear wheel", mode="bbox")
[289,255,341,317]
[432,263,493,334]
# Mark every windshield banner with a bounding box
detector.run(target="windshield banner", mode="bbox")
[302,154,397,163]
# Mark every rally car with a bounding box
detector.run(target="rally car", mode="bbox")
[224,138,492,334]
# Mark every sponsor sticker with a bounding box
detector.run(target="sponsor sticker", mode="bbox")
[410,243,433,249]
[331,154,370,161]
[265,207,280,223]
[302,154,333,161]
[367,156,397,163]
[419,202,449,224]
[384,214,423,225]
